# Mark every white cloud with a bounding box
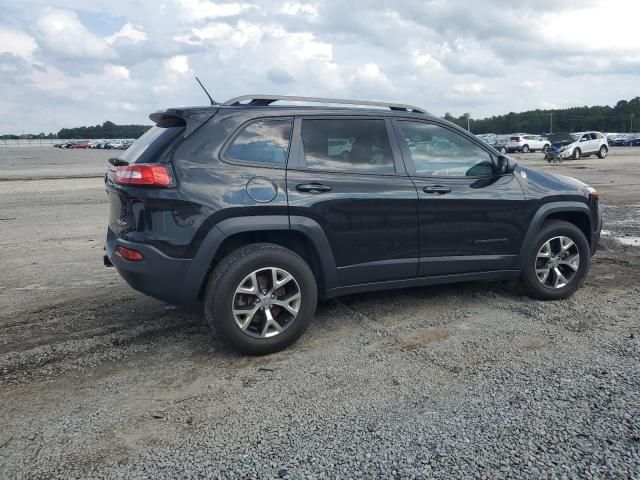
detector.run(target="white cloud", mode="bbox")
[0,28,37,60]
[281,2,319,17]
[36,9,114,60]
[104,64,131,80]
[538,3,640,53]
[176,0,254,19]
[106,23,148,45]
[164,55,190,75]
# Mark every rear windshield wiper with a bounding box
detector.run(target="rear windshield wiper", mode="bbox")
[109,158,129,166]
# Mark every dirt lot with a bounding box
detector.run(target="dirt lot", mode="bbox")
[0,147,638,478]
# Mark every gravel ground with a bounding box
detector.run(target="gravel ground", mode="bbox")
[0,148,638,479]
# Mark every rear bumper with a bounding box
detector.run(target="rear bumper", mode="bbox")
[105,228,199,304]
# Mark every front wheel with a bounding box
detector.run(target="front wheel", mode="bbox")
[598,145,608,159]
[500,146,507,154]
[522,145,530,153]
[572,148,581,160]
[521,220,590,300]
[204,243,318,355]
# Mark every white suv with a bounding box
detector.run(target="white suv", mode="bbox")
[507,134,550,153]
[547,132,609,161]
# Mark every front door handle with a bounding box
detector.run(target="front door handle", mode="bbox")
[296,183,333,193]
[423,185,451,195]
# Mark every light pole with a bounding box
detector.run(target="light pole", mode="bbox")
[549,112,553,134]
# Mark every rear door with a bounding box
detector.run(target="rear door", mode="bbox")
[286,116,419,286]
[392,119,528,276]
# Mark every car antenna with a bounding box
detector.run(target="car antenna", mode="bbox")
[195,76,216,105]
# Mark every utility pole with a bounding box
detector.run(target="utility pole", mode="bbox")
[465,113,471,132]
[549,112,553,134]
[630,114,634,133]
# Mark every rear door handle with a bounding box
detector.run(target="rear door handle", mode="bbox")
[423,185,451,195]
[296,183,333,193]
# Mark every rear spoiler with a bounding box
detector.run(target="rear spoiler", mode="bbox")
[149,107,218,138]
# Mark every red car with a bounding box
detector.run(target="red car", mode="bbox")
[69,141,91,149]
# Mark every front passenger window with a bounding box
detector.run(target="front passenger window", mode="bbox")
[397,121,494,177]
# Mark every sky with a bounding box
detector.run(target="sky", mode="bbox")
[1,0,639,133]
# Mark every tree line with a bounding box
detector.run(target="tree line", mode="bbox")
[445,97,640,135]
[1,121,151,140]
[57,121,151,139]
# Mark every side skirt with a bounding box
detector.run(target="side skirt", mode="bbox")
[322,269,521,299]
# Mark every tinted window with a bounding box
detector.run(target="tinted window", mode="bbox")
[589,133,598,140]
[226,118,292,166]
[301,119,395,174]
[398,121,494,177]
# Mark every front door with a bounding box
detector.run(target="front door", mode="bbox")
[287,116,419,286]
[392,119,528,276]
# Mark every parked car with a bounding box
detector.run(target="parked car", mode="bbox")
[104,94,602,355]
[545,131,608,162]
[611,135,633,146]
[493,135,510,154]
[68,141,91,149]
[507,134,550,153]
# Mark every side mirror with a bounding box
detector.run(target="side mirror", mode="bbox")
[497,155,518,174]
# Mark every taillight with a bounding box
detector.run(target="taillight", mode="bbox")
[115,246,144,261]
[114,164,173,187]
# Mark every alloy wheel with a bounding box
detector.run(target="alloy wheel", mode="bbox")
[535,236,580,289]
[231,267,302,338]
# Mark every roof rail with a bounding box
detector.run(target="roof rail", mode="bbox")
[222,94,429,114]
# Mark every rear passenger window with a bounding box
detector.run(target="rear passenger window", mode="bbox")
[226,118,292,167]
[300,119,395,174]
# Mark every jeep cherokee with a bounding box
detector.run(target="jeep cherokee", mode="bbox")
[104,95,602,355]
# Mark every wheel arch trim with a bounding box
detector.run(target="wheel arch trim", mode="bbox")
[183,215,337,302]
[516,202,592,268]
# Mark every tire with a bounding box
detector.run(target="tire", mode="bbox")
[500,146,507,154]
[522,145,530,153]
[598,145,608,159]
[542,144,550,152]
[572,148,581,160]
[521,220,590,300]
[204,243,318,355]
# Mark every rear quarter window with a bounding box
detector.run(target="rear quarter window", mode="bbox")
[224,118,292,167]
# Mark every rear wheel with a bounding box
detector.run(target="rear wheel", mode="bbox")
[521,220,590,300]
[500,146,507,154]
[204,243,318,355]
[572,148,581,160]
[598,145,608,159]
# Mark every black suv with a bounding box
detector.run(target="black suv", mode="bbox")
[105,95,602,355]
